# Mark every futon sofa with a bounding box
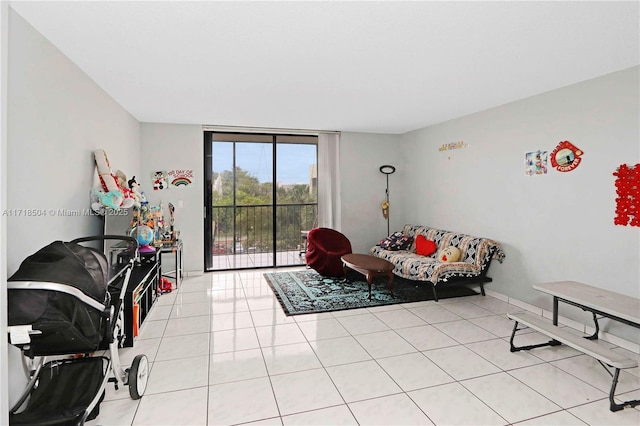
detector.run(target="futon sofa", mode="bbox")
[369,224,505,300]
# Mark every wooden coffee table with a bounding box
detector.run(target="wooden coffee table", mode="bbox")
[341,254,395,300]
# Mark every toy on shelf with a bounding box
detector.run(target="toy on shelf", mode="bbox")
[115,170,136,207]
[152,202,180,244]
[91,189,123,212]
[134,225,155,253]
[151,204,165,244]
[129,201,156,253]
[166,203,179,242]
[91,149,134,214]
[127,176,146,208]
[168,203,175,230]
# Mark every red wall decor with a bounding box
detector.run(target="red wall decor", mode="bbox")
[613,163,640,227]
[550,140,583,172]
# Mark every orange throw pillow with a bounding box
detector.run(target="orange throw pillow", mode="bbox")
[415,235,437,256]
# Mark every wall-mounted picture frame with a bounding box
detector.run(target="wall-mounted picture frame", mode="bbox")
[152,171,168,190]
[525,150,548,176]
[550,141,583,172]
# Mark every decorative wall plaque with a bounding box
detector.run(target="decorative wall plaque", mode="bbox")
[550,141,583,172]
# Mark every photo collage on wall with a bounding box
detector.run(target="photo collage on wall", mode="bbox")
[523,140,637,227]
[152,169,194,190]
[525,140,583,176]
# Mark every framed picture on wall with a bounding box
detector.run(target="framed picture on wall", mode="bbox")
[525,150,548,176]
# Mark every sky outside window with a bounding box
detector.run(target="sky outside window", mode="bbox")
[212,142,316,185]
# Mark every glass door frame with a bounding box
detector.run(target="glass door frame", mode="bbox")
[204,131,318,272]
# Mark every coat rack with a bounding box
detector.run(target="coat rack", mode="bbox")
[379,165,396,236]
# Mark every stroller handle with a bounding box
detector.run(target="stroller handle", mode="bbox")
[71,235,140,264]
[71,235,138,246]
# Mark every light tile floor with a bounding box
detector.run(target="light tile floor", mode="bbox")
[89,268,640,425]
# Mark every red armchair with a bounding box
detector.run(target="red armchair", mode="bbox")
[306,227,352,277]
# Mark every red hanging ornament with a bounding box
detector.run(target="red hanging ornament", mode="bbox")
[613,163,640,227]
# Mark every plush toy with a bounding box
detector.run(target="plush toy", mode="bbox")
[116,169,127,188]
[91,189,124,211]
[114,169,134,208]
[91,149,135,211]
[127,176,145,208]
[438,246,461,263]
[90,190,107,215]
[94,149,120,193]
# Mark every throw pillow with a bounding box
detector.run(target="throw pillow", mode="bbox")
[378,232,413,251]
[438,246,461,262]
[415,235,437,256]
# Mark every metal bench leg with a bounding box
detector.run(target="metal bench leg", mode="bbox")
[478,282,486,296]
[509,321,561,352]
[585,311,600,340]
[608,367,640,412]
[610,368,623,412]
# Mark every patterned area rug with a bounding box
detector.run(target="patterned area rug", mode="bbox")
[263,269,478,316]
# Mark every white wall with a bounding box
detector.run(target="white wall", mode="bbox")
[4,8,141,407]
[400,67,639,342]
[0,1,9,423]
[6,9,141,272]
[339,132,403,253]
[2,9,638,415]
[140,123,204,274]
[138,128,404,273]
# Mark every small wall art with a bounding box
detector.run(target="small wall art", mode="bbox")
[152,171,169,190]
[550,140,583,172]
[525,150,548,176]
[168,169,194,187]
[613,163,639,227]
[439,141,468,151]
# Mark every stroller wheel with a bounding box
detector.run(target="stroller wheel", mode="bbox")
[128,354,149,400]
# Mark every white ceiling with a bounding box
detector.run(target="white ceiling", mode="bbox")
[10,1,640,134]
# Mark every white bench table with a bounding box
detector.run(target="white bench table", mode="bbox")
[508,281,640,412]
[534,280,640,339]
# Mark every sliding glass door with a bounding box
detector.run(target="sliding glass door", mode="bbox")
[204,132,317,271]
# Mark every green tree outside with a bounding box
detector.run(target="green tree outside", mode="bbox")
[212,167,317,252]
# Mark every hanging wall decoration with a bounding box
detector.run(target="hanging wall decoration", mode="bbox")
[168,169,194,187]
[379,165,396,236]
[439,141,468,152]
[613,163,639,227]
[550,141,583,172]
[525,150,548,175]
[152,171,169,190]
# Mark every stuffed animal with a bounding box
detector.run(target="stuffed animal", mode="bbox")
[114,169,134,208]
[91,189,124,212]
[92,149,135,211]
[94,149,120,193]
[127,176,145,208]
[438,246,461,263]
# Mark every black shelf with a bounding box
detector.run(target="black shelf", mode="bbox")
[109,251,160,347]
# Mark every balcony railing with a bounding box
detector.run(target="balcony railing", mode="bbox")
[210,203,317,268]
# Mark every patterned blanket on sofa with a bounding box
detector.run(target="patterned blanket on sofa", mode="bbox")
[369,224,505,285]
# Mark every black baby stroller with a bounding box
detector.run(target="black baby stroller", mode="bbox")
[7,235,149,425]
